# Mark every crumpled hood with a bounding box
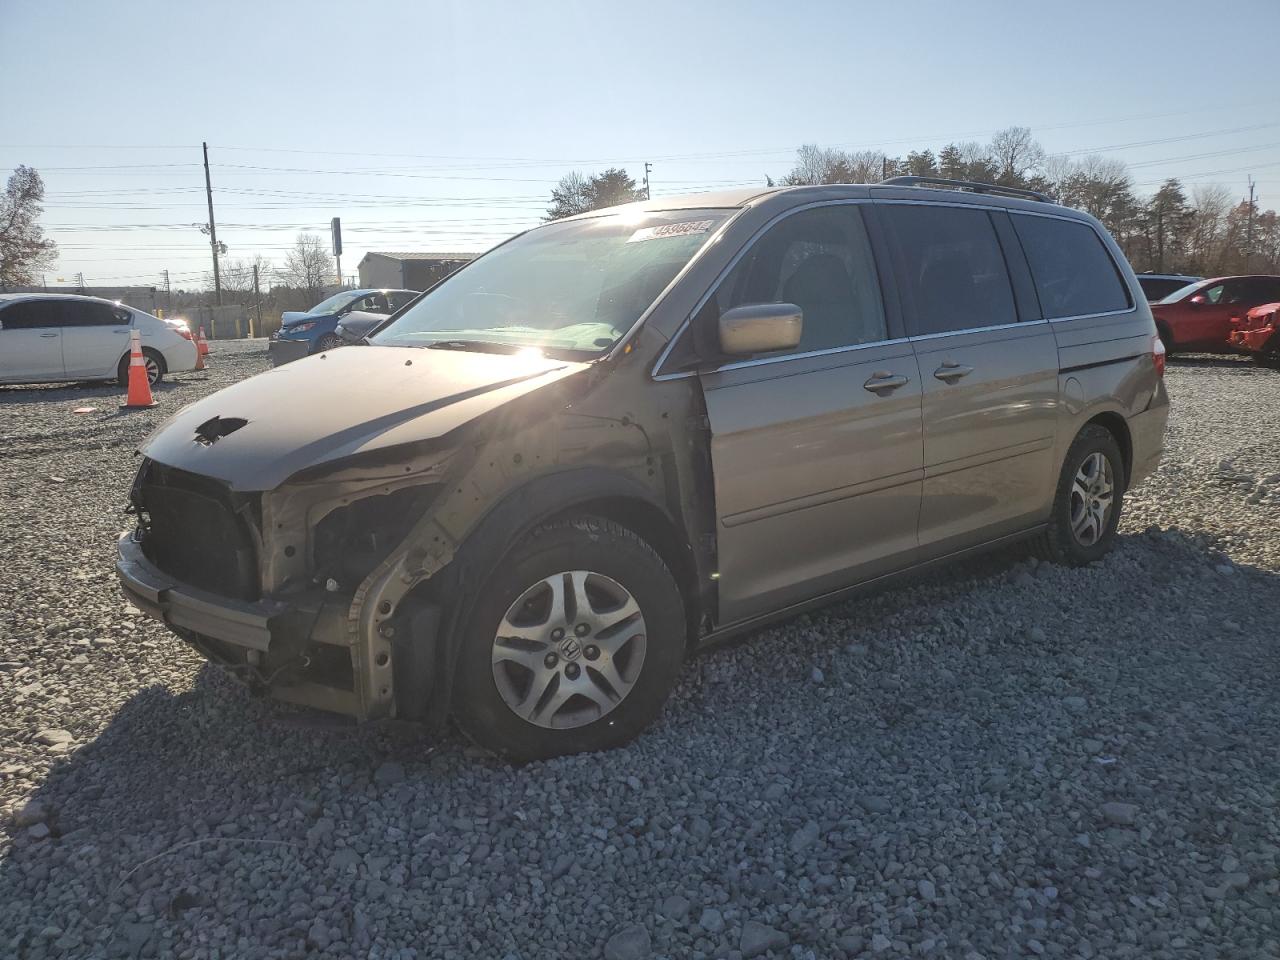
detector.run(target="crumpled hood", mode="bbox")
[140,345,582,491]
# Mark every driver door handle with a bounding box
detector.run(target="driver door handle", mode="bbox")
[933,361,974,383]
[863,371,910,394]
[39,332,59,338]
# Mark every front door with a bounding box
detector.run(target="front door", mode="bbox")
[0,299,66,383]
[697,204,924,623]
[61,299,132,379]
[876,202,1060,555]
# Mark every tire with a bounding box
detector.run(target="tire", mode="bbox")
[1155,323,1175,355]
[116,349,166,387]
[1035,424,1126,566]
[314,333,341,353]
[452,516,686,761]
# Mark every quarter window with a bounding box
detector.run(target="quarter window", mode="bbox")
[879,204,1017,336]
[714,205,887,353]
[1011,215,1131,318]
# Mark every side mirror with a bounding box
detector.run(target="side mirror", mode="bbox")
[718,303,803,356]
[1189,295,1207,306]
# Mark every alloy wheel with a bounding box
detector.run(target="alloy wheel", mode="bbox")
[144,355,161,385]
[490,570,647,729]
[1069,451,1113,546]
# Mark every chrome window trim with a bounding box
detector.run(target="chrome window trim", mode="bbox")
[650,196,1131,381]
[650,198,880,380]
[907,318,1049,343]
[1046,307,1136,324]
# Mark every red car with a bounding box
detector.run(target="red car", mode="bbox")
[1151,275,1280,353]
[1228,301,1280,367]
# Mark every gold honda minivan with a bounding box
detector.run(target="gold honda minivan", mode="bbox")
[118,178,1169,760]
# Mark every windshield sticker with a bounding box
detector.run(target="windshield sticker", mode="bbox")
[627,219,716,243]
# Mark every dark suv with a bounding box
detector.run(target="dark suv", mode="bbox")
[117,178,1168,760]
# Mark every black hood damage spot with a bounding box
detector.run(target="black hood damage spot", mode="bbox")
[193,416,249,446]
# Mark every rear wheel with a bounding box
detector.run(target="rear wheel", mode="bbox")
[452,516,686,761]
[116,349,165,387]
[1035,424,1126,566]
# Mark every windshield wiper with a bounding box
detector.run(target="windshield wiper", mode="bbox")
[422,339,519,354]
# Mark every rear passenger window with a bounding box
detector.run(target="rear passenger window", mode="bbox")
[1012,215,1131,318]
[879,204,1017,336]
[714,205,887,353]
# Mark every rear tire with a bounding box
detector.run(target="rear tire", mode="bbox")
[1156,323,1175,354]
[452,516,686,762]
[1035,424,1126,566]
[116,349,165,387]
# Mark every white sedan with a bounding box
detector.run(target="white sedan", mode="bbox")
[0,293,199,386]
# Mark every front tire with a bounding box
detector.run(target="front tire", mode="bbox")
[453,516,686,761]
[1035,424,1126,566]
[314,333,341,353]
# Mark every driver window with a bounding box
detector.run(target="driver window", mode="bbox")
[1203,284,1225,304]
[713,205,887,353]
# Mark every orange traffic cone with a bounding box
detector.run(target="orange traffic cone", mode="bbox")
[194,324,208,371]
[121,329,158,409]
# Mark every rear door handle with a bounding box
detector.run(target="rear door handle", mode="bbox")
[863,371,910,394]
[933,362,974,383]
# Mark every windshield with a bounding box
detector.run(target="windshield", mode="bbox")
[308,290,364,315]
[371,209,730,358]
[1157,280,1209,304]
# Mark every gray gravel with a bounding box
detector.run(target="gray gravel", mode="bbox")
[2,347,1279,959]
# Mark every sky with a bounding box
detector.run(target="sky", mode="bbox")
[2,0,1278,292]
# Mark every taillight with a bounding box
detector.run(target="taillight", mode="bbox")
[1152,334,1166,377]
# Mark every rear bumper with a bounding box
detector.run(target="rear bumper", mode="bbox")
[162,339,200,374]
[1128,387,1170,487]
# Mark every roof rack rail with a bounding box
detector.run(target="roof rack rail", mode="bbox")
[879,175,1055,204]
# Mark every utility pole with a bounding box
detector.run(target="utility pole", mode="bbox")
[203,141,222,305]
[75,271,84,290]
[252,263,263,338]
[1246,176,1257,273]
[163,269,172,314]
[644,162,652,200]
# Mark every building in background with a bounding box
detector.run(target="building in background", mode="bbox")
[357,252,475,291]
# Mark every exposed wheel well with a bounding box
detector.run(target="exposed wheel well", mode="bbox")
[558,496,702,642]
[1083,411,1132,483]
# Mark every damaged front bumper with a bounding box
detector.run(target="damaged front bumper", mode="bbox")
[116,531,422,719]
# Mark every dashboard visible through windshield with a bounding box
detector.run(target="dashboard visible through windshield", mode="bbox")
[371,209,730,359]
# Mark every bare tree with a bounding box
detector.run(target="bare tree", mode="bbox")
[1186,184,1233,274]
[218,255,274,302]
[282,234,332,305]
[782,145,888,185]
[0,165,57,287]
[989,126,1045,187]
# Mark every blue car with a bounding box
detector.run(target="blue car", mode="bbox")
[268,288,418,366]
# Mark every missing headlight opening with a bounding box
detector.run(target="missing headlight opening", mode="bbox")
[310,485,439,591]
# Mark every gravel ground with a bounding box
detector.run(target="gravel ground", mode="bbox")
[2,344,1278,960]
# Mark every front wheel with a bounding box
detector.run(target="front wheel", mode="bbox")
[1035,424,1126,566]
[452,516,686,761]
[314,333,341,353]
